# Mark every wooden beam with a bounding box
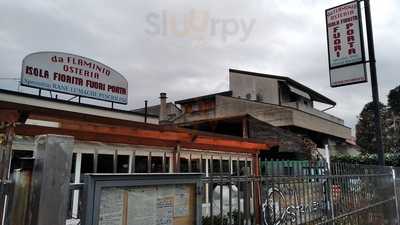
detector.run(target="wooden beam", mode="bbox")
[31,120,275,150]
[0,101,277,147]
[0,110,19,123]
[9,124,274,153]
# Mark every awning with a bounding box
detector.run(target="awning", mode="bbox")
[288,85,311,99]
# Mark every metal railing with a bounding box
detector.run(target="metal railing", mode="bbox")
[7,158,400,225]
[261,160,399,225]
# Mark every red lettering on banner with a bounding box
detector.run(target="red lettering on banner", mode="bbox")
[107,85,127,95]
[333,26,341,57]
[346,23,356,55]
[25,66,49,79]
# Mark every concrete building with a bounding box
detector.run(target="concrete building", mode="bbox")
[173,69,352,158]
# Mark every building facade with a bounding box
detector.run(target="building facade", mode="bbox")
[173,69,352,158]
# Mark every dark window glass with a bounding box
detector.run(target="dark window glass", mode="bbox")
[239,161,246,175]
[191,159,200,172]
[289,92,297,102]
[180,158,189,172]
[232,160,239,175]
[201,159,207,173]
[222,160,230,173]
[11,150,33,172]
[151,156,163,173]
[97,154,113,173]
[71,153,76,174]
[135,156,148,173]
[81,153,94,174]
[212,159,221,174]
[165,157,170,172]
[117,155,129,173]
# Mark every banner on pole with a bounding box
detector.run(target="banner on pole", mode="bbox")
[326,1,367,87]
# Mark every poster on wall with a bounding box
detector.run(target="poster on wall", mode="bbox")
[96,184,194,225]
[21,51,128,104]
[325,1,367,87]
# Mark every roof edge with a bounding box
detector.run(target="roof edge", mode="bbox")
[229,68,336,106]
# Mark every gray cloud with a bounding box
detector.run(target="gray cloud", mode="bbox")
[0,0,399,133]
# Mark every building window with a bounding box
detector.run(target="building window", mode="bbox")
[246,93,252,100]
[192,103,199,112]
[81,153,94,174]
[11,150,33,172]
[256,93,263,102]
[97,154,114,173]
[212,159,221,174]
[232,160,238,175]
[289,92,297,102]
[191,159,200,172]
[117,155,129,173]
[135,156,148,173]
[222,160,230,173]
[180,157,189,172]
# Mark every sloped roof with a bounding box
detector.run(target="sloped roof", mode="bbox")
[230,69,336,105]
[175,91,232,105]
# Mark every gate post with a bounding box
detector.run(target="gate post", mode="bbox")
[28,134,74,225]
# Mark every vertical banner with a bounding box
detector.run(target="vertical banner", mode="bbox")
[326,1,367,87]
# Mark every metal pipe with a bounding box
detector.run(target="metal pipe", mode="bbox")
[144,100,148,123]
[364,0,385,165]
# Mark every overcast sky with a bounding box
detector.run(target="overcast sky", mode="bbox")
[0,0,399,132]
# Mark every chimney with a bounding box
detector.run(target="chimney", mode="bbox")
[159,92,168,124]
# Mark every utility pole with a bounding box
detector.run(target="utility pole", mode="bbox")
[364,0,385,165]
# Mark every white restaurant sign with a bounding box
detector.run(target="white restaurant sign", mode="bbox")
[21,52,128,104]
[326,1,367,87]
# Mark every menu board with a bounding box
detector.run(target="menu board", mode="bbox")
[97,184,195,225]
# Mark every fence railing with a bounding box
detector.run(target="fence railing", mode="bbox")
[261,160,400,225]
[8,159,400,225]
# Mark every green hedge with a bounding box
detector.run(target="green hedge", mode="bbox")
[331,153,400,167]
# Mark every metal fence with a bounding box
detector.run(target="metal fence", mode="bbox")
[6,158,400,225]
[65,160,400,225]
[261,160,399,225]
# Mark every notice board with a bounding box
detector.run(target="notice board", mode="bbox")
[83,174,202,225]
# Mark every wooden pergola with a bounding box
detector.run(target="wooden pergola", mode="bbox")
[0,93,279,224]
[0,97,279,173]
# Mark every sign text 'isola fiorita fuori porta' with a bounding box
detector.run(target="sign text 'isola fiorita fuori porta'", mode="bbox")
[21,52,128,104]
[326,1,367,87]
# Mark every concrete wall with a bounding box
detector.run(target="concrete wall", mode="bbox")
[248,117,304,153]
[229,71,280,104]
[216,96,351,139]
[290,109,350,139]
[174,108,216,124]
